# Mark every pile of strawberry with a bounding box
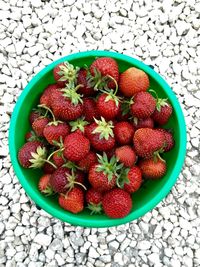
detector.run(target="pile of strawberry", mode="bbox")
[18,57,174,219]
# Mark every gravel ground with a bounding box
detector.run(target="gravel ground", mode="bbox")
[0,0,200,266]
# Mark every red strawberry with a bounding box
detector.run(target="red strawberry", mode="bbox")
[18,141,46,168]
[88,154,120,192]
[77,68,95,96]
[89,57,119,89]
[119,67,149,97]
[102,188,132,218]
[133,117,154,130]
[114,121,135,145]
[43,121,70,145]
[83,98,99,122]
[69,117,89,134]
[32,117,50,137]
[86,188,103,214]
[156,128,174,152]
[133,128,165,158]
[51,84,83,121]
[124,166,142,193]
[78,151,98,173]
[43,162,56,174]
[138,157,167,179]
[52,151,66,167]
[53,62,79,87]
[115,146,136,167]
[58,187,84,213]
[29,111,41,124]
[86,118,115,151]
[63,132,90,162]
[130,92,156,119]
[96,93,120,120]
[40,84,60,107]
[38,174,53,196]
[152,100,173,125]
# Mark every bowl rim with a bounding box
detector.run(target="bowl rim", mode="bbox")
[9,50,187,227]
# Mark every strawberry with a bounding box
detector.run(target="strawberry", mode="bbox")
[18,141,47,168]
[89,57,119,89]
[38,174,53,196]
[133,117,154,130]
[83,98,99,122]
[117,104,130,121]
[58,187,84,213]
[51,82,83,121]
[152,101,173,125]
[32,117,50,137]
[138,157,166,179]
[40,84,60,107]
[156,128,174,152]
[123,166,142,193]
[43,121,70,145]
[96,93,120,120]
[88,153,123,192]
[86,188,103,214]
[52,151,66,167]
[43,162,56,174]
[25,131,41,142]
[114,121,135,145]
[77,68,95,96]
[105,146,116,159]
[102,188,132,218]
[130,92,156,119]
[115,146,136,167]
[53,62,79,87]
[50,167,85,193]
[86,118,115,151]
[63,132,90,162]
[29,110,41,124]
[78,151,98,173]
[69,117,89,134]
[119,67,149,97]
[133,128,165,158]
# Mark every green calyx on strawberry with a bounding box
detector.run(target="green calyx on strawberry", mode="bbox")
[96,153,123,182]
[92,117,114,140]
[57,61,79,83]
[87,202,102,215]
[61,81,83,106]
[116,167,130,188]
[149,89,169,112]
[29,145,48,168]
[64,169,86,192]
[62,160,81,172]
[69,117,89,133]
[121,97,133,116]
[38,104,62,126]
[38,174,54,196]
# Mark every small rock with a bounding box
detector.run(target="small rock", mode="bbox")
[34,234,52,247]
[88,247,99,259]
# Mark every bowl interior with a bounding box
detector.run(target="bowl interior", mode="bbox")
[9,51,186,227]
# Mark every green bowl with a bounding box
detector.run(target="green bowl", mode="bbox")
[9,50,186,227]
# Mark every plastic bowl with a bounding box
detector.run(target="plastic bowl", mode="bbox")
[9,50,186,227]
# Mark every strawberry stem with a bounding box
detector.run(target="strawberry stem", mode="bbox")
[38,104,56,122]
[106,75,118,95]
[47,147,64,161]
[42,159,57,169]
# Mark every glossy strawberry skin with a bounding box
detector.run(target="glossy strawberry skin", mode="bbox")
[156,128,174,152]
[114,121,135,145]
[40,84,60,108]
[18,141,44,168]
[102,188,132,218]
[32,117,50,137]
[63,132,90,162]
[133,117,154,130]
[133,128,165,158]
[138,158,167,179]
[38,174,51,193]
[152,103,173,125]
[78,151,98,173]
[86,123,115,152]
[77,68,95,96]
[115,146,136,167]
[90,57,119,89]
[83,98,99,122]
[131,92,156,119]
[85,188,103,205]
[52,94,83,121]
[96,93,120,120]
[88,164,117,192]
[119,67,149,97]
[50,167,70,193]
[124,166,142,193]
[58,187,84,213]
[53,63,67,87]
[43,122,70,145]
